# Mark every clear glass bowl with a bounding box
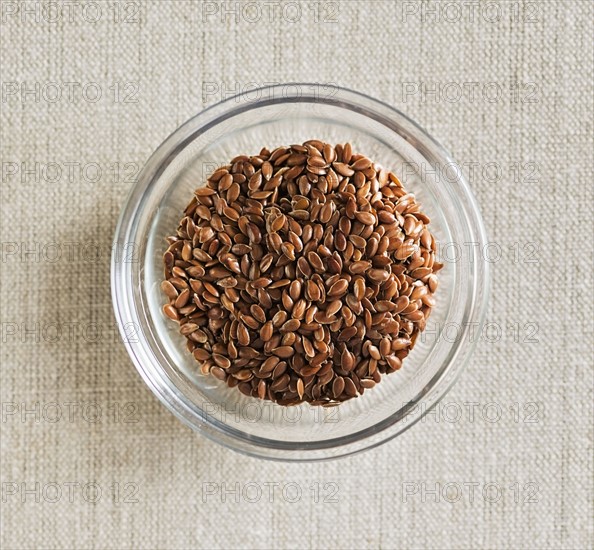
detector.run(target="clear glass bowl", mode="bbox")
[111,84,489,461]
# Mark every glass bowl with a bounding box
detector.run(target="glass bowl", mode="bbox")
[111,83,489,461]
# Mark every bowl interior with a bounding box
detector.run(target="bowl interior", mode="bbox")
[138,99,466,446]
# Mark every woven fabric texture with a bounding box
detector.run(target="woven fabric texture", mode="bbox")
[1,1,592,549]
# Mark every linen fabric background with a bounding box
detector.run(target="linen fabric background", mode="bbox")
[1,1,592,549]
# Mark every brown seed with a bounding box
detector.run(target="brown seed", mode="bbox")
[270,214,285,232]
[342,143,353,163]
[341,349,355,371]
[251,277,272,289]
[297,378,305,399]
[380,338,391,356]
[237,323,250,346]
[269,279,291,289]
[192,249,212,262]
[319,203,334,223]
[271,361,288,380]
[292,299,307,320]
[261,161,273,179]
[163,141,439,405]
[212,353,231,369]
[163,304,179,321]
[323,143,337,164]
[282,292,294,311]
[354,211,376,225]
[348,235,366,248]
[234,369,253,381]
[297,257,312,277]
[307,251,325,272]
[281,319,301,332]
[349,260,371,274]
[174,289,191,309]
[179,323,199,336]
[368,268,390,283]
[368,345,381,360]
[193,348,210,362]
[186,265,205,278]
[375,300,395,313]
[188,328,208,343]
[248,305,265,324]
[393,295,409,314]
[328,279,349,297]
[211,366,227,381]
[273,346,295,358]
[334,231,347,251]
[281,242,296,260]
[339,326,358,341]
[353,278,366,300]
[326,168,339,190]
[306,280,321,301]
[241,315,260,330]
[395,243,416,260]
[344,377,358,397]
[248,171,262,190]
[302,337,316,357]
[332,377,345,398]
[270,373,290,392]
[260,321,274,342]
[392,338,411,351]
[428,275,439,293]
[405,310,424,322]
[333,162,354,177]
[351,157,372,171]
[161,280,178,300]
[386,355,402,370]
[272,311,288,327]
[260,356,280,374]
[222,206,239,221]
[202,291,218,304]
[325,300,342,317]
[289,280,302,300]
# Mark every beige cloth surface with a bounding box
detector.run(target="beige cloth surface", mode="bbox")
[1,1,592,549]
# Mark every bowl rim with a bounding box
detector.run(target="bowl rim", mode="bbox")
[111,83,490,461]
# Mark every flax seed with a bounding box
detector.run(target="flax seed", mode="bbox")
[163,141,439,405]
